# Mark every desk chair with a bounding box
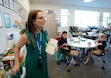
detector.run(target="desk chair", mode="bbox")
[92,48,106,70]
[57,46,71,65]
[58,46,79,72]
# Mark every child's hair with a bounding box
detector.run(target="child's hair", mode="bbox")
[57,32,61,36]
[99,34,106,41]
[86,32,88,35]
[61,31,67,39]
[62,31,67,34]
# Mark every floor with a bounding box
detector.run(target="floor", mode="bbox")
[19,43,111,78]
[48,43,111,78]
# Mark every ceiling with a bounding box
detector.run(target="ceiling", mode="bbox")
[29,0,111,8]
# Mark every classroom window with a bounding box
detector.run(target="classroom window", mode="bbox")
[74,10,99,27]
[102,12,110,27]
[61,9,70,27]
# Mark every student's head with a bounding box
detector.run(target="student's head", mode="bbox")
[57,32,61,36]
[26,10,47,33]
[61,31,67,39]
[85,32,88,37]
[99,34,106,41]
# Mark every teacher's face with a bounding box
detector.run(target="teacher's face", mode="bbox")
[33,12,46,29]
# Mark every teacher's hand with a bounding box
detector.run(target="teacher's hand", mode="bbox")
[55,47,58,52]
[12,65,20,76]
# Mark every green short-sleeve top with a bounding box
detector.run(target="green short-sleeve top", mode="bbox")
[25,30,49,78]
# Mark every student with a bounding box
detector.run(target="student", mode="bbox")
[93,34,106,55]
[58,31,79,65]
[56,32,61,41]
[58,31,68,49]
[12,10,49,78]
[84,32,91,39]
[83,34,106,64]
[81,32,91,60]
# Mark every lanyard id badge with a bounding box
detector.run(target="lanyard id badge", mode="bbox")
[35,32,42,69]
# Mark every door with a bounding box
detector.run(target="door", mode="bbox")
[44,13,57,40]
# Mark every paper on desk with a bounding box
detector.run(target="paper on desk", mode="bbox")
[45,38,58,55]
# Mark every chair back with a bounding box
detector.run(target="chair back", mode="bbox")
[61,46,71,56]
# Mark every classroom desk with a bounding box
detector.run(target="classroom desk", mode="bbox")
[67,37,97,48]
[67,37,97,58]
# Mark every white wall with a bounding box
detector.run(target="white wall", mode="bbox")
[17,0,30,12]
[0,0,30,53]
[58,27,70,37]
[30,3,111,27]
[0,5,21,53]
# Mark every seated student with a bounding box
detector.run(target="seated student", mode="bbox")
[93,34,106,55]
[56,32,61,41]
[84,32,91,39]
[58,31,79,65]
[83,34,106,64]
[81,32,91,59]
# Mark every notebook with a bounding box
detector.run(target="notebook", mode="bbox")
[45,38,58,55]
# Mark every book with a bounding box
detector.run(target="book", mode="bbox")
[45,38,58,55]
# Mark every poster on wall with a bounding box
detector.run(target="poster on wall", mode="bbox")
[19,8,23,17]
[17,4,23,16]
[0,0,3,5]
[9,0,14,10]
[14,0,18,12]
[0,11,3,28]
[17,3,21,15]
[4,13,11,28]
[3,0,10,8]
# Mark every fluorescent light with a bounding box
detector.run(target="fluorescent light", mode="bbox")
[83,0,93,3]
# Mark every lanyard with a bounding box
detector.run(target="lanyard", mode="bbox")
[35,32,42,57]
